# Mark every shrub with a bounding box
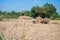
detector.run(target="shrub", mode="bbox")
[55,18,60,20]
[0,36,2,40]
[0,15,4,21]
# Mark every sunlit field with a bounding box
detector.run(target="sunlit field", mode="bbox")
[0,0,60,40]
[0,19,60,40]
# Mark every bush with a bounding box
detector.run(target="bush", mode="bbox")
[55,18,60,20]
[0,15,4,21]
[0,36,2,40]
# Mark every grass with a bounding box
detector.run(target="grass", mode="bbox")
[52,22,59,24]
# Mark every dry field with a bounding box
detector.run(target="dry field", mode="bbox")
[0,19,60,40]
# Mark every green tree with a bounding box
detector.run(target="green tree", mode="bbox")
[31,3,58,18]
[9,11,19,18]
[31,6,42,18]
[0,11,4,15]
[50,13,58,20]
[42,3,57,18]
[20,11,35,17]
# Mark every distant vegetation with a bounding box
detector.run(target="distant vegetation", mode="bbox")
[0,3,60,20]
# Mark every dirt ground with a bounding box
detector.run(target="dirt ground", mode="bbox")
[0,19,60,40]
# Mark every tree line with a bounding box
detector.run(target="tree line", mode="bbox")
[0,3,60,20]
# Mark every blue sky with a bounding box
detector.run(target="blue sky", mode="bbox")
[0,0,60,14]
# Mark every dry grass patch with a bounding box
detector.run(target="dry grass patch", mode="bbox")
[18,16,32,20]
[52,22,58,24]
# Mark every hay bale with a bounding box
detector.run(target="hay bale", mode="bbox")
[32,19,37,23]
[41,18,49,24]
[36,16,42,23]
[18,16,32,20]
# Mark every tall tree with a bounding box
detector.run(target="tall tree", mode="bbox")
[31,6,42,18]
[31,3,58,18]
[42,3,57,18]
